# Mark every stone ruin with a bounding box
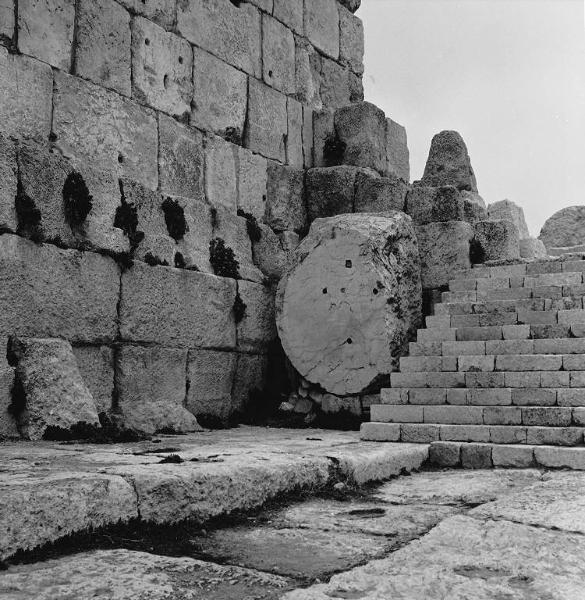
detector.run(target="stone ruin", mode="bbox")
[0,0,583,449]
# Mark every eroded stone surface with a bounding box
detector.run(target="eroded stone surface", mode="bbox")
[305,0,339,59]
[539,205,585,249]
[262,14,295,95]
[72,345,114,414]
[488,199,531,239]
[474,219,520,262]
[0,134,16,232]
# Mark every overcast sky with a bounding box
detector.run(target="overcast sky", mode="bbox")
[360,0,585,237]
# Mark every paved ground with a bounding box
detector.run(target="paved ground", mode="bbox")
[2,461,585,598]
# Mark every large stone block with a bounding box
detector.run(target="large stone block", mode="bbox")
[304,0,339,59]
[186,349,237,424]
[0,48,53,140]
[119,262,236,349]
[0,0,14,40]
[232,353,269,414]
[416,221,474,288]
[53,71,158,189]
[406,185,486,225]
[0,134,16,232]
[265,164,306,232]
[191,46,247,140]
[386,119,410,182]
[18,0,74,70]
[75,0,131,96]
[0,363,18,439]
[246,79,288,162]
[320,57,351,109]
[539,206,585,250]
[10,337,99,440]
[237,147,267,222]
[339,6,364,75]
[0,235,119,342]
[520,237,548,259]
[294,37,321,109]
[312,109,335,168]
[354,171,408,213]
[421,130,478,192]
[115,345,200,435]
[274,0,303,33]
[131,17,192,118]
[237,281,277,351]
[287,97,304,168]
[303,106,314,169]
[17,141,129,253]
[252,223,293,281]
[115,0,175,27]
[158,115,204,202]
[277,213,422,396]
[334,102,387,174]
[72,345,114,414]
[205,135,238,211]
[488,199,531,239]
[474,220,520,262]
[177,0,261,78]
[262,14,295,95]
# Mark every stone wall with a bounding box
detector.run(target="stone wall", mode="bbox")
[0,0,365,436]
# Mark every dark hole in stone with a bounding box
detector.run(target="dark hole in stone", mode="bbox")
[174,252,186,269]
[268,70,273,78]
[345,259,352,268]
[341,287,346,293]
[373,288,379,295]
[323,133,346,167]
[178,56,183,64]
[145,38,150,45]
[114,180,144,252]
[143,252,169,267]
[15,181,42,242]
[469,237,486,265]
[322,288,327,294]
[237,209,262,243]
[209,237,240,279]
[163,74,169,89]
[229,0,242,6]
[161,197,187,242]
[63,171,93,230]
[233,291,247,323]
[346,338,352,344]
[117,153,124,164]
[343,507,386,519]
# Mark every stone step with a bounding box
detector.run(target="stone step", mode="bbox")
[389,371,585,388]
[360,421,584,446]
[428,441,585,470]
[452,259,585,281]
[381,386,585,407]
[370,404,584,427]
[416,323,585,342]
[449,271,585,293]
[432,297,583,317]
[442,284,585,303]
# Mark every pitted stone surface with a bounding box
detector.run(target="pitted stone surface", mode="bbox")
[488,199,531,239]
[539,206,585,250]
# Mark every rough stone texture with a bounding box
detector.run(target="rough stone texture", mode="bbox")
[177,0,261,78]
[277,213,422,396]
[191,46,248,140]
[339,7,364,75]
[416,221,474,288]
[231,353,269,414]
[303,106,314,168]
[0,48,53,140]
[186,349,237,424]
[421,130,478,192]
[304,0,339,59]
[237,281,277,351]
[335,102,387,174]
[406,185,487,225]
[10,337,99,440]
[246,79,288,162]
[75,0,131,96]
[0,550,293,600]
[237,147,268,222]
[18,0,74,70]
[305,166,363,222]
[72,345,114,414]
[158,114,205,201]
[115,345,200,435]
[386,118,410,181]
[205,135,238,211]
[119,262,236,349]
[354,171,409,213]
[131,17,192,118]
[252,223,292,280]
[0,364,18,439]
[115,0,175,27]
[274,0,303,33]
[262,14,295,95]
[265,164,306,232]
[474,220,521,261]
[287,97,304,168]
[0,0,14,40]
[0,134,16,232]
[0,235,119,342]
[488,199,531,239]
[520,237,548,259]
[53,71,158,189]
[539,206,585,250]
[339,0,361,12]
[295,37,321,109]
[321,58,352,110]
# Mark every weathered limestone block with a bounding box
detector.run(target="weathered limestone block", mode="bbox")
[177,0,261,78]
[115,345,200,435]
[53,71,158,189]
[303,106,314,168]
[406,186,487,225]
[131,17,192,118]
[274,0,303,33]
[0,362,18,439]
[18,0,75,70]
[253,224,296,281]
[120,262,236,348]
[237,281,277,351]
[386,119,410,182]
[158,115,204,201]
[421,130,478,192]
[205,135,238,211]
[72,346,114,414]
[10,337,100,440]
[186,349,237,424]
[339,0,361,12]
[354,170,409,213]
[277,213,422,396]
[246,79,288,162]
[520,237,548,259]
[287,97,304,168]
[539,206,585,249]
[416,221,474,288]
[320,57,351,109]
[191,46,247,140]
[0,134,16,232]
[75,0,131,96]
[313,109,335,167]
[488,199,531,239]
[349,71,364,103]
[265,164,306,232]
[339,7,364,75]
[0,0,14,40]
[294,37,321,109]
[115,0,175,27]
[232,353,268,414]
[18,141,129,253]
[335,102,387,174]
[178,197,214,273]
[474,220,520,262]
[0,48,53,140]
[0,235,119,342]
[263,14,295,94]
[304,0,339,59]
[237,147,268,222]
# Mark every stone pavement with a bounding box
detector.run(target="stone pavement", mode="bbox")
[2,467,585,599]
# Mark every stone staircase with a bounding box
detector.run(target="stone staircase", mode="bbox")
[361,258,585,469]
